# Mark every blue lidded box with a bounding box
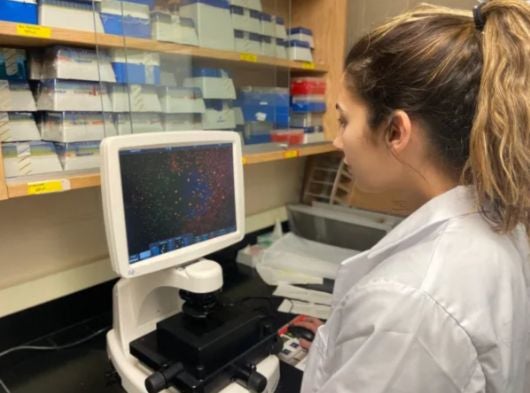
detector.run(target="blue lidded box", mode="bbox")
[0,0,37,24]
[99,0,151,39]
[110,50,161,85]
[237,87,289,128]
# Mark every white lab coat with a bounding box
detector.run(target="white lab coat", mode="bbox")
[301,186,530,393]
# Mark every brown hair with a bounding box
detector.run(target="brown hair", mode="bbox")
[344,1,530,234]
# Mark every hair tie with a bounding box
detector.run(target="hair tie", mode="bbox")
[473,4,486,31]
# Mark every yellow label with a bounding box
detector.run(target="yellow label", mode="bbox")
[16,24,52,39]
[284,150,299,159]
[242,156,248,165]
[28,180,68,195]
[240,53,258,63]
[302,62,316,70]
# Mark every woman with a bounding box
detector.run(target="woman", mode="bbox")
[297,1,530,392]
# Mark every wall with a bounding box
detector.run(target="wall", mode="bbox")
[347,0,477,48]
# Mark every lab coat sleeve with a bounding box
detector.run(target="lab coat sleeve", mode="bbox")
[306,280,485,393]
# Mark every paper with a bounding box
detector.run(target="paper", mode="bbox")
[273,284,332,306]
[278,299,331,320]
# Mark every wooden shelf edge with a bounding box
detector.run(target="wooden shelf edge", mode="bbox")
[3,143,336,199]
[0,21,328,73]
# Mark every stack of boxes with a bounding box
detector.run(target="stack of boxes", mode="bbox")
[288,26,314,63]
[288,76,326,143]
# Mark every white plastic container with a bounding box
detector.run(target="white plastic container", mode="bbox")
[163,113,202,131]
[229,0,262,11]
[179,0,234,51]
[2,141,63,177]
[0,81,37,112]
[183,68,236,100]
[40,46,116,83]
[260,12,274,36]
[288,40,313,62]
[110,49,161,85]
[274,15,287,39]
[108,84,162,112]
[177,17,199,46]
[114,113,163,134]
[158,87,206,113]
[247,9,261,34]
[289,27,314,48]
[39,0,104,33]
[261,35,274,57]
[55,141,100,170]
[151,10,179,42]
[230,5,248,31]
[40,112,117,142]
[234,30,261,55]
[36,80,112,112]
[275,38,288,59]
[0,112,40,142]
[202,100,235,129]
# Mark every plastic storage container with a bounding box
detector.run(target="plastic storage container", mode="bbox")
[275,38,288,59]
[242,121,272,145]
[39,0,105,33]
[151,11,179,42]
[40,46,116,82]
[0,112,40,142]
[1,81,37,112]
[184,68,236,100]
[177,17,199,46]
[260,12,275,37]
[99,0,151,39]
[271,129,304,145]
[55,141,100,170]
[163,113,203,131]
[0,0,37,24]
[110,49,160,85]
[288,27,314,48]
[237,86,289,128]
[158,87,206,113]
[2,141,63,177]
[234,31,262,55]
[114,113,164,135]
[229,0,262,12]
[108,84,162,112]
[290,112,324,131]
[36,80,111,112]
[180,0,234,51]
[274,16,287,39]
[247,9,262,34]
[288,40,313,62]
[39,112,117,142]
[230,5,248,31]
[202,100,235,129]
[291,77,326,95]
[291,95,326,113]
[0,48,27,81]
[261,36,274,57]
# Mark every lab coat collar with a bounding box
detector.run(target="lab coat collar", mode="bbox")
[366,185,477,259]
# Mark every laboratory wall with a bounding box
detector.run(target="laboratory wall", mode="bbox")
[347,0,478,48]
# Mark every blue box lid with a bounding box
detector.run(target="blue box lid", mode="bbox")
[230,5,244,14]
[288,27,313,36]
[180,17,195,27]
[260,12,272,22]
[191,67,229,78]
[180,0,230,9]
[289,39,311,48]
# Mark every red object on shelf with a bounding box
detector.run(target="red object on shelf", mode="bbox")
[271,129,305,145]
[291,77,327,95]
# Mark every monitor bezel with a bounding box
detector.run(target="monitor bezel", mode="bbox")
[100,131,245,278]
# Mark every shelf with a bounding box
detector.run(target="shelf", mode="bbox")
[0,21,328,73]
[4,142,336,198]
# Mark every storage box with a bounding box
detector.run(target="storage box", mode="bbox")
[110,49,160,85]
[291,95,326,113]
[288,40,313,62]
[114,113,163,134]
[2,141,63,178]
[291,77,326,95]
[288,27,314,48]
[36,80,112,112]
[274,16,287,39]
[290,112,324,129]
[158,87,205,113]
[229,0,262,11]
[55,141,100,171]
[39,112,117,142]
[0,81,37,112]
[275,38,287,59]
[177,17,199,46]
[99,0,151,39]
[0,48,28,81]
[108,84,162,112]
[260,12,274,36]
[40,46,116,82]
[271,129,304,145]
[234,30,261,55]
[247,9,262,34]
[184,68,236,99]
[123,0,154,8]
[243,121,272,145]
[237,86,289,128]
[0,112,40,142]
[151,11,178,42]
[180,0,234,51]
[39,0,104,33]
[261,35,274,57]
[0,0,37,24]
[230,5,248,31]
[202,100,235,129]
[163,113,202,131]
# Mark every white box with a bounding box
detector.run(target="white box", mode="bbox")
[234,30,261,55]
[36,80,112,112]
[229,0,262,11]
[261,35,275,57]
[110,49,160,85]
[184,68,236,99]
[39,0,104,33]
[40,46,116,83]
[303,132,325,144]
[288,40,313,62]
[0,112,40,142]
[158,87,205,113]
[40,112,117,142]
[114,113,163,134]
[260,12,275,36]
[177,17,199,46]
[230,5,248,31]
[275,38,288,59]
[108,84,162,112]
[163,113,202,131]
[274,15,287,39]
[0,81,37,112]
[180,0,234,51]
[151,11,178,42]
[2,141,63,177]
[247,9,261,34]
[202,100,235,129]
[289,27,314,48]
[55,141,100,171]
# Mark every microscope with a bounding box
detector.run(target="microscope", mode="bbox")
[100,131,282,393]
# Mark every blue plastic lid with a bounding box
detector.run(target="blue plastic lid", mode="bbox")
[261,12,272,22]
[249,9,261,19]
[180,17,195,27]
[234,30,245,39]
[288,27,313,36]
[289,40,311,48]
[230,5,244,14]
[275,16,285,25]
[248,33,261,42]
[191,67,229,78]
[180,0,230,9]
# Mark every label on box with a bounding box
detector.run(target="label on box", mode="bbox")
[16,24,52,39]
[301,62,315,70]
[284,150,299,159]
[0,113,10,142]
[27,179,71,195]
[240,53,258,63]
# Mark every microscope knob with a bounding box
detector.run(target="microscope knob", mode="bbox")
[247,370,267,393]
[145,363,184,393]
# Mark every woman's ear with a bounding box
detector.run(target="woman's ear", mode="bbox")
[385,110,412,154]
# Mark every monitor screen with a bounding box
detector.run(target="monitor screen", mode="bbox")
[119,143,237,264]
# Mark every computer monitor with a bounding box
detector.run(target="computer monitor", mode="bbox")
[100,131,245,278]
